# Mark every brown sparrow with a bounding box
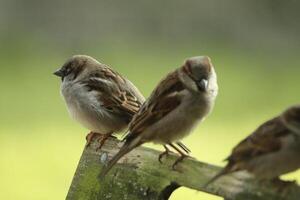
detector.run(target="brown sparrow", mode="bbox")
[99,56,218,177]
[206,105,300,186]
[54,55,145,149]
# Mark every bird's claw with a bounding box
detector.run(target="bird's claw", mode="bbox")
[85,132,102,147]
[158,151,169,163]
[172,155,188,170]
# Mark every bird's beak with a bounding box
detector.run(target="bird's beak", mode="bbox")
[53,68,64,77]
[197,79,208,91]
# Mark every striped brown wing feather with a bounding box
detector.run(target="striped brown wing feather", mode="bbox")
[126,70,184,140]
[83,67,143,122]
[227,117,291,169]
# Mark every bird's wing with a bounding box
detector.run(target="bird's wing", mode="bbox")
[125,70,185,140]
[205,116,294,186]
[226,117,291,170]
[82,67,144,122]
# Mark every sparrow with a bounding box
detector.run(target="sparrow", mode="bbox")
[99,55,218,177]
[205,105,300,187]
[53,55,145,149]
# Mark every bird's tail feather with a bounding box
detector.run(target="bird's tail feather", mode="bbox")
[203,166,232,188]
[98,137,142,179]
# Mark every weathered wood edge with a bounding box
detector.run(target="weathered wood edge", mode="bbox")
[66,137,300,200]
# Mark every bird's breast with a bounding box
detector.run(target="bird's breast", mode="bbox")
[60,82,126,134]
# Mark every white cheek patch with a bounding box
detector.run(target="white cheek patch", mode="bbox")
[207,69,218,95]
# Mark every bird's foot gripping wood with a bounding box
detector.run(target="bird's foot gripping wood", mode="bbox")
[159,145,173,163]
[168,143,190,171]
[85,132,102,147]
[96,133,116,151]
[85,132,116,150]
[172,155,189,170]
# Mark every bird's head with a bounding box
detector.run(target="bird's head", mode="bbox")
[54,55,98,82]
[178,56,218,95]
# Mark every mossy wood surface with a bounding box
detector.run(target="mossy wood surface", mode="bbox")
[66,137,300,200]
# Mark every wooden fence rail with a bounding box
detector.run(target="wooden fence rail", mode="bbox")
[66,136,300,200]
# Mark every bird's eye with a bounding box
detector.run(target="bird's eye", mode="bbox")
[66,67,71,73]
[64,66,74,76]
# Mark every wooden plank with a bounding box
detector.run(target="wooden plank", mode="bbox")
[67,137,300,200]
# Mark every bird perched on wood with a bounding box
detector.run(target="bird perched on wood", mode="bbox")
[53,55,145,149]
[205,105,300,187]
[99,56,218,177]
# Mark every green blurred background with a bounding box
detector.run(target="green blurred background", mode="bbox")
[0,0,299,199]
